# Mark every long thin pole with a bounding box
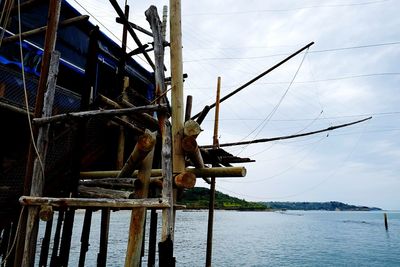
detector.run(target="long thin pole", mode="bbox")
[191,42,314,120]
[206,76,221,267]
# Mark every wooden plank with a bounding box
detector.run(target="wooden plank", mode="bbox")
[19,196,171,209]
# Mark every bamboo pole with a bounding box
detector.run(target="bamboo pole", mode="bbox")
[125,136,155,266]
[201,117,372,148]
[191,42,315,120]
[80,166,246,179]
[174,172,196,189]
[206,76,221,267]
[181,136,210,184]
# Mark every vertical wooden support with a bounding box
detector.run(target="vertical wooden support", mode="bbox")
[39,217,53,267]
[97,208,110,267]
[49,210,64,267]
[58,209,75,266]
[124,131,156,267]
[148,209,158,267]
[206,76,221,267]
[159,121,175,266]
[145,5,175,265]
[17,1,61,265]
[170,0,185,174]
[384,213,388,230]
[78,209,93,267]
[22,51,60,267]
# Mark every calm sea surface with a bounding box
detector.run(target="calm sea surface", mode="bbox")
[37,210,400,266]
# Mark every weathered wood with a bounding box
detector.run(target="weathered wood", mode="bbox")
[111,116,144,134]
[183,119,202,137]
[0,101,33,116]
[78,185,134,199]
[161,5,168,40]
[184,95,193,122]
[174,172,196,189]
[99,94,159,129]
[81,166,246,178]
[49,210,64,266]
[148,209,158,267]
[39,205,53,221]
[38,217,53,267]
[22,51,60,267]
[78,209,93,267]
[109,0,155,70]
[20,196,171,209]
[118,130,157,178]
[33,104,167,125]
[181,136,210,184]
[2,15,89,44]
[97,208,110,267]
[125,135,155,266]
[59,209,75,266]
[79,177,162,189]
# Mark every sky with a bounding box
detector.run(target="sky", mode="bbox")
[69,0,400,210]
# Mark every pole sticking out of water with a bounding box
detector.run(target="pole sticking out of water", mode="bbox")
[384,213,388,231]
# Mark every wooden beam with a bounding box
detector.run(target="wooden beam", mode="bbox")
[80,166,246,179]
[109,0,155,70]
[19,196,171,209]
[118,130,156,178]
[78,185,134,199]
[32,104,168,125]
[116,17,153,37]
[174,172,196,189]
[2,15,89,44]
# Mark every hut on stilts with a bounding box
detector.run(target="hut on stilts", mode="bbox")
[0,0,250,266]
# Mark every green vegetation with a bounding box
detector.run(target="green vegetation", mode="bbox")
[178,187,268,211]
[178,188,381,211]
[261,201,381,211]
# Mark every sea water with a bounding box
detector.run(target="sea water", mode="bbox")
[37,210,400,266]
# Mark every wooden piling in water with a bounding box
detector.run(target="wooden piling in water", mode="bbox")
[384,213,388,230]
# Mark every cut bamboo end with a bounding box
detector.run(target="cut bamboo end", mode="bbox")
[39,205,54,222]
[183,120,202,137]
[174,172,196,189]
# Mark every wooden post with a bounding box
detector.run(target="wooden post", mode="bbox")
[170,0,185,174]
[206,76,221,267]
[38,217,53,267]
[185,95,193,122]
[22,51,60,267]
[125,132,156,267]
[148,208,158,267]
[17,1,61,265]
[78,209,93,267]
[50,210,64,267]
[145,5,175,265]
[97,208,110,267]
[384,213,388,230]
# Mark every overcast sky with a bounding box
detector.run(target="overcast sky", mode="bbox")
[70,0,400,210]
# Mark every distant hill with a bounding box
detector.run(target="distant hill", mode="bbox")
[179,188,381,211]
[178,187,267,210]
[261,201,381,211]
